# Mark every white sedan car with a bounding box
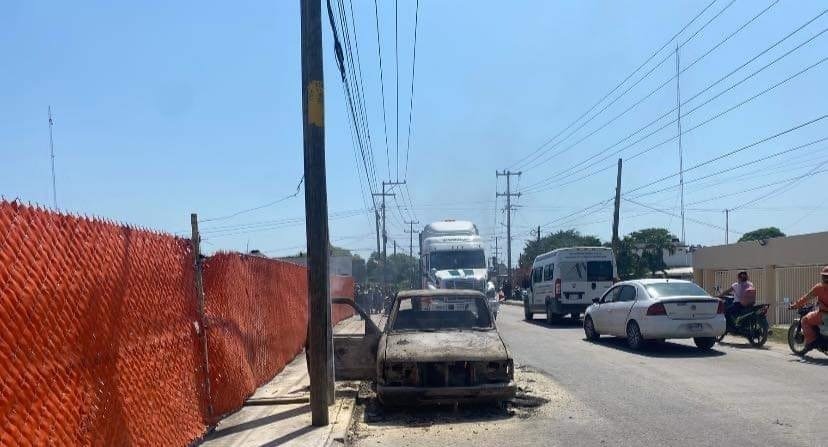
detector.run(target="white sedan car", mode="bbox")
[583,279,725,350]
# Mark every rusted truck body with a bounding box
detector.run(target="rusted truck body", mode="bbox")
[333,289,516,405]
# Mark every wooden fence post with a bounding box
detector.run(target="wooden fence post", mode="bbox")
[191,213,213,418]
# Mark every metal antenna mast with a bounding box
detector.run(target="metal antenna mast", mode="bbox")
[48,106,58,209]
[675,44,685,243]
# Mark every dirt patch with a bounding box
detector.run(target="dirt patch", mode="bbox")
[347,364,588,446]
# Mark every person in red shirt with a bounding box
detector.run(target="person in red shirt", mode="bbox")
[789,265,828,352]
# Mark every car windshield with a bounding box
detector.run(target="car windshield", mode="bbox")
[391,295,493,331]
[645,282,709,298]
[430,250,486,270]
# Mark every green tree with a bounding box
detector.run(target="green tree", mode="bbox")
[330,244,352,256]
[363,251,418,288]
[612,238,645,280]
[351,254,367,284]
[518,229,602,269]
[621,228,678,277]
[738,227,785,243]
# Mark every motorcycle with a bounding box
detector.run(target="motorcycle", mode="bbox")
[787,304,828,357]
[716,296,770,347]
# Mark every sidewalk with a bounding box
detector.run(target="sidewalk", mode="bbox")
[200,314,384,447]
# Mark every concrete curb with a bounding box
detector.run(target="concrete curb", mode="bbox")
[325,384,358,446]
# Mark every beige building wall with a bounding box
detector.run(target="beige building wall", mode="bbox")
[693,231,828,325]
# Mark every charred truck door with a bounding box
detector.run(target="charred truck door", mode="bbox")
[331,298,381,380]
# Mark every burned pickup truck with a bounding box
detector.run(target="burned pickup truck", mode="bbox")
[333,289,516,405]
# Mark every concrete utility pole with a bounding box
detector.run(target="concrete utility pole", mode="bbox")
[725,209,730,244]
[300,0,332,426]
[404,220,419,258]
[374,209,381,257]
[393,240,397,256]
[496,170,521,291]
[374,180,404,293]
[612,159,623,258]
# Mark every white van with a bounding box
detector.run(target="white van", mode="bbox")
[523,247,617,323]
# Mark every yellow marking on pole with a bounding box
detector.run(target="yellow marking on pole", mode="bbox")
[308,80,324,127]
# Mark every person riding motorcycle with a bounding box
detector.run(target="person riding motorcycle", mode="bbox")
[788,265,828,353]
[718,271,755,321]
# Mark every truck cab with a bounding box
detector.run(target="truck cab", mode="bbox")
[419,220,498,316]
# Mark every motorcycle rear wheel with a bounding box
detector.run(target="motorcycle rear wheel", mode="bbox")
[747,318,769,348]
[787,322,807,356]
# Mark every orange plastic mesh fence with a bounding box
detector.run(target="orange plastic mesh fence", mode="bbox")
[202,256,355,420]
[201,253,309,420]
[0,201,206,446]
[0,201,356,445]
[331,275,356,323]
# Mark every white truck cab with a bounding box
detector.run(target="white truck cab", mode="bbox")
[419,220,498,316]
[524,247,617,323]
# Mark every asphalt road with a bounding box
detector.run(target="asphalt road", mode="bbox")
[351,304,827,447]
[495,303,827,446]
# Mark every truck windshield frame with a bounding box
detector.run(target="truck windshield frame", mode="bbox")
[429,249,486,271]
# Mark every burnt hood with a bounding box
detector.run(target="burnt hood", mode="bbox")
[384,330,510,363]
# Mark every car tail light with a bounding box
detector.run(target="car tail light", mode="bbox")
[554,278,561,298]
[717,300,725,314]
[646,302,667,316]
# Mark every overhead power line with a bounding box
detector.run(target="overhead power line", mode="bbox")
[523,12,828,194]
[623,116,828,197]
[328,0,382,215]
[731,162,828,211]
[526,48,828,195]
[404,0,420,181]
[624,198,743,235]
[626,137,828,199]
[200,176,304,223]
[373,0,391,179]
[202,208,369,238]
[520,0,776,177]
[395,0,400,181]
[508,0,718,171]
[685,169,828,207]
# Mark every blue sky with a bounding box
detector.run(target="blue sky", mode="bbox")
[2,0,826,263]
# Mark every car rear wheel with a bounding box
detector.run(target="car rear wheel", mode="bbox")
[546,302,562,325]
[626,321,644,350]
[694,337,716,350]
[584,316,600,341]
